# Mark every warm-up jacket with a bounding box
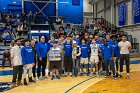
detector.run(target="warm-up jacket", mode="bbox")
[36,42,48,58]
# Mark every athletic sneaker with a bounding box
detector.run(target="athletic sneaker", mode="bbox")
[90,72,93,77]
[86,72,89,76]
[29,77,36,83]
[126,76,130,79]
[69,72,73,77]
[42,76,48,79]
[104,75,108,78]
[118,75,123,78]
[38,76,42,80]
[56,76,60,79]
[80,72,83,76]
[65,72,68,77]
[12,82,17,88]
[48,72,50,76]
[51,76,55,80]
[36,77,39,81]
[96,74,99,78]
[34,77,38,81]
[116,72,119,77]
[113,75,118,80]
[108,72,111,76]
[24,78,28,86]
[89,73,93,77]
[74,74,77,77]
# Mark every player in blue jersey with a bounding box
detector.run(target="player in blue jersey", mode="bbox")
[110,35,120,77]
[80,38,90,76]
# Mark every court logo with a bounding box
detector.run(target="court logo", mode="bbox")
[0,82,13,92]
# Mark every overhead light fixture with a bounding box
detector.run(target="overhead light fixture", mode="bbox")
[13,2,16,4]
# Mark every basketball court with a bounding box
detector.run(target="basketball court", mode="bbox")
[0,58,140,93]
[0,0,140,93]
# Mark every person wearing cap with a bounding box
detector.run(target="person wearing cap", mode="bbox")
[100,39,117,80]
[48,42,61,80]
[21,39,35,85]
[118,35,132,79]
[36,36,48,80]
[11,38,23,87]
[72,41,81,77]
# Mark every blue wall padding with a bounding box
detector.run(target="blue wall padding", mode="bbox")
[58,0,83,24]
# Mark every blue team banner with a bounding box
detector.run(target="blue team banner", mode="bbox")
[72,0,80,6]
[118,2,127,26]
[132,0,140,24]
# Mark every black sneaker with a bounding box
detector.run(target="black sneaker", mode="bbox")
[108,72,111,76]
[48,72,50,76]
[126,76,130,79]
[116,72,119,77]
[29,77,35,83]
[113,75,118,80]
[24,78,28,86]
[74,74,77,77]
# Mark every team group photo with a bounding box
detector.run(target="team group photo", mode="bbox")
[0,0,140,93]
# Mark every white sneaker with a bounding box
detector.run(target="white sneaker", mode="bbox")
[90,73,93,77]
[69,72,72,76]
[96,74,99,78]
[36,77,39,81]
[39,76,42,80]
[33,77,37,81]
[42,76,48,79]
[65,72,68,76]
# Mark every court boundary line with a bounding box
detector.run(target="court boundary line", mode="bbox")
[79,78,104,93]
[64,77,94,93]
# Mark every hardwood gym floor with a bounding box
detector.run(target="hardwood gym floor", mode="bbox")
[0,58,140,93]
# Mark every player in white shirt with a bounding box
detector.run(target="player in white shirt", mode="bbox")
[118,35,132,79]
[90,39,100,77]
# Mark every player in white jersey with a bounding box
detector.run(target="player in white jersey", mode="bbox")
[90,39,100,77]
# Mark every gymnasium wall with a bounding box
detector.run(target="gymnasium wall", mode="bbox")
[121,27,140,52]
[83,0,93,24]
[58,0,83,24]
[95,0,137,26]
[0,0,87,24]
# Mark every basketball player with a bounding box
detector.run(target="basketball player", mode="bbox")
[90,39,100,77]
[63,37,73,76]
[21,39,35,85]
[110,35,120,77]
[80,38,90,76]
[118,35,132,79]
